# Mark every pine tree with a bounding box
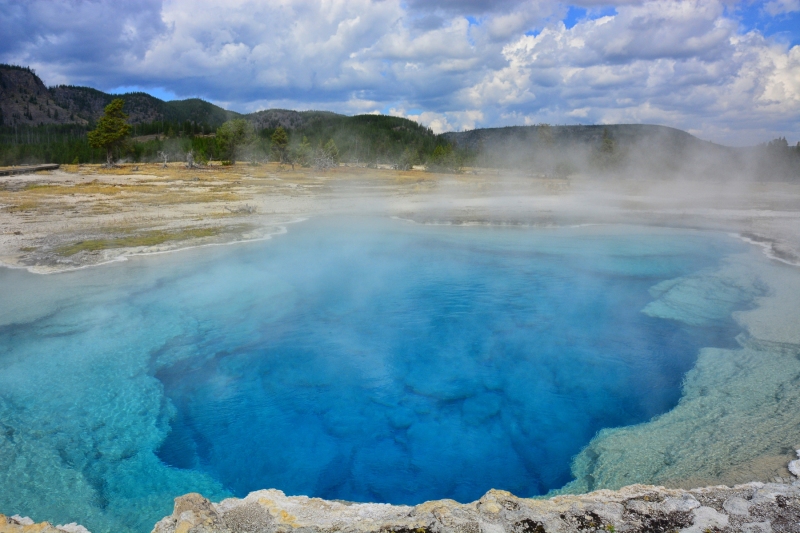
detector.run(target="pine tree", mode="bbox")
[323,139,339,163]
[600,128,615,154]
[87,99,131,166]
[293,135,312,167]
[538,123,553,146]
[216,119,254,164]
[271,126,289,163]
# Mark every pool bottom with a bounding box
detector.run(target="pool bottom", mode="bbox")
[150,221,751,507]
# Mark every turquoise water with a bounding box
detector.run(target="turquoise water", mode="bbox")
[0,218,755,533]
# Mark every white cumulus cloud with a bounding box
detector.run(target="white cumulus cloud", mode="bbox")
[457,0,800,144]
[0,0,799,144]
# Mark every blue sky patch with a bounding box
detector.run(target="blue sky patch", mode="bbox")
[111,86,179,102]
[732,3,800,47]
[563,6,617,29]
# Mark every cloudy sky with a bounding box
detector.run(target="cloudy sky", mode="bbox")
[2,0,799,145]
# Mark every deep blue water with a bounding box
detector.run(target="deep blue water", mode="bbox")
[0,218,753,533]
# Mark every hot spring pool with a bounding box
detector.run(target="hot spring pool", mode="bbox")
[0,218,769,532]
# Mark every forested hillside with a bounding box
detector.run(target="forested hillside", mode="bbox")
[445,124,800,180]
[0,65,80,126]
[1,64,237,128]
[0,64,444,165]
[254,112,440,165]
[1,63,798,179]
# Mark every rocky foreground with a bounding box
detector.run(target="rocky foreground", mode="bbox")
[4,461,800,533]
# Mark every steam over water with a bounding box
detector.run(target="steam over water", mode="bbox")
[0,218,761,533]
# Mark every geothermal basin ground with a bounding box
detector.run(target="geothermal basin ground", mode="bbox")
[1,163,800,533]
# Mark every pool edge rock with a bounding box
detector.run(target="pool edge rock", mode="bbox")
[149,480,800,533]
[0,515,89,533]
[4,479,799,533]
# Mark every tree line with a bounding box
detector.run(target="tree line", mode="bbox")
[0,98,461,169]
[7,99,797,179]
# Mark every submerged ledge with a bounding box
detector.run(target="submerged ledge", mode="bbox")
[5,472,800,533]
[552,251,800,495]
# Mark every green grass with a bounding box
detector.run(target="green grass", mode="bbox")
[56,227,223,256]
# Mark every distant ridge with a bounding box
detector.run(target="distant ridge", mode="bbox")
[0,64,238,127]
[247,109,344,130]
[0,65,421,133]
[1,63,797,179]
[441,123,745,178]
[0,62,725,149]
[0,65,442,167]
[443,124,724,152]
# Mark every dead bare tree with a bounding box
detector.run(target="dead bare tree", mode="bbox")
[313,150,337,171]
[224,204,256,214]
[157,151,169,168]
[186,150,195,168]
